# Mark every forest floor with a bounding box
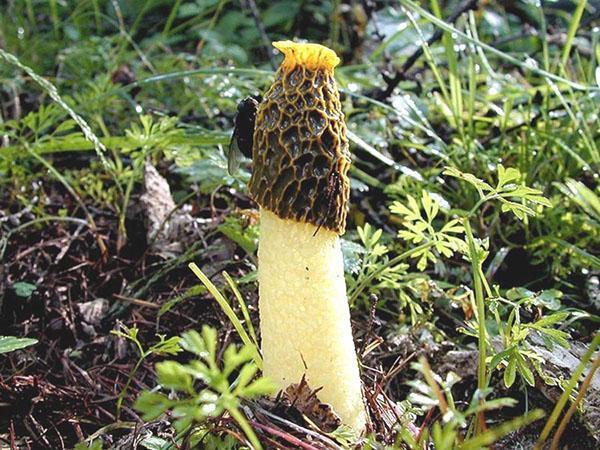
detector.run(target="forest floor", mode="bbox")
[1,1,599,449]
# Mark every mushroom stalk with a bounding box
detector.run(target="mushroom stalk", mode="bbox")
[249,41,366,431]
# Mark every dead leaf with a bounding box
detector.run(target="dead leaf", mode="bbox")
[77,298,109,325]
[140,162,204,258]
[283,375,341,432]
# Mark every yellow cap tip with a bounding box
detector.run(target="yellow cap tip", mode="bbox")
[273,41,341,72]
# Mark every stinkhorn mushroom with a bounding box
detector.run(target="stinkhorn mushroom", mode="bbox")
[248,41,367,431]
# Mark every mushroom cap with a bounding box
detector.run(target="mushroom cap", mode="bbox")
[248,42,350,235]
[273,41,341,72]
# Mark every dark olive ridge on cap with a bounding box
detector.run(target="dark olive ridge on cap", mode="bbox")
[248,50,351,235]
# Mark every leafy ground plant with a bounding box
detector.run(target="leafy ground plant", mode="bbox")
[134,326,275,449]
[0,336,38,354]
[1,0,599,448]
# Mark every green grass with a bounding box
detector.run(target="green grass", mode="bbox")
[1,0,598,448]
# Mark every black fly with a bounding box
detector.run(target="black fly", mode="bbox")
[228,95,262,175]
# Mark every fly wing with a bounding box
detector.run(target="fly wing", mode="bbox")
[227,130,244,176]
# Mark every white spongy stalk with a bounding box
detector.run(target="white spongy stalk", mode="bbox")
[258,208,366,431]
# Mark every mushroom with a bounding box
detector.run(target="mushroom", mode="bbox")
[248,41,366,431]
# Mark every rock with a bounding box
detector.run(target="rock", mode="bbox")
[438,349,479,379]
[528,332,600,445]
[586,273,600,310]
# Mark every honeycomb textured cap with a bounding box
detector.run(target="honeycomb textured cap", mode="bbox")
[273,41,341,72]
[248,42,350,235]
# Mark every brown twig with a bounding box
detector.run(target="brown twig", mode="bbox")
[249,421,323,450]
[359,293,379,355]
[113,293,161,309]
[241,0,277,70]
[419,357,448,414]
[252,403,344,450]
[383,351,417,390]
[9,420,17,450]
[375,0,478,100]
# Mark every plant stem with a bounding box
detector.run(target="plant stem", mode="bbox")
[0,48,117,181]
[116,354,147,419]
[0,134,229,157]
[349,241,436,303]
[0,216,88,260]
[400,0,598,92]
[228,406,262,450]
[26,146,107,257]
[223,272,259,349]
[162,0,182,35]
[560,0,587,69]
[464,218,487,434]
[189,263,262,369]
[420,357,448,414]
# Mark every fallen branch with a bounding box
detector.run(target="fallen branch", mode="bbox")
[375,0,478,100]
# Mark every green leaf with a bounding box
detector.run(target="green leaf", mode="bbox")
[408,392,439,407]
[74,440,103,450]
[170,405,196,432]
[496,165,521,188]
[559,179,600,223]
[341,238,365,274]
[516,356,535,386]
[201,325,218,364]
[536,327,570,349]
[443,166,492,193]
[0,336,38,354]
[535,290,563,310]
[223,345,254,376]
[111,324,139,342]
[441,219,464,234]
[218,216,259,255]
[181,330,209,358]
[262,0,301,28]
[158,285,206,317]
[232,359,258,392]
[458,410,545,450]
[422,191,439,220]
[199,433,239,450]
[140,436,170,450]
[12,282,37,298]
[500,200,535,220]
[242,377,277,397]
[156,361,193,392]
[150,336,182,356]
[507,288,563,310]
[134,391,174,420]
[506,287,534,301]
[54,119,78,134]
[489,346,514,370]
[531,312,569,328]
[475,397,518,412]
[504,353,517,387]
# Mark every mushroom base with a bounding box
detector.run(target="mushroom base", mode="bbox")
[257,208,366,431]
